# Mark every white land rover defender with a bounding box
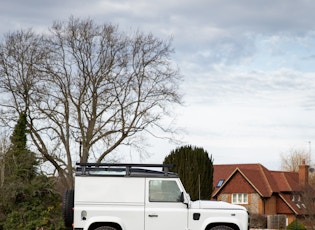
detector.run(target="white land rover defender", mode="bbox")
[62,163,249,230]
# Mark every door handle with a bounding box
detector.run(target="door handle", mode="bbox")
[148,214,158,217]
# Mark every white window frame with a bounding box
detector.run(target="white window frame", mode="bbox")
[232,193,248,204]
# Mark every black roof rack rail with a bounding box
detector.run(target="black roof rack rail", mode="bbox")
[76,163,176,177]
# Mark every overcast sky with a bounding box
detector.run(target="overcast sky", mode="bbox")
[1,0,315,170]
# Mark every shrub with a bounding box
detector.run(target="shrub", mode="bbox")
[287,219,306,230]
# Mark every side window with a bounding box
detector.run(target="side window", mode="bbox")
[149,180,182,202]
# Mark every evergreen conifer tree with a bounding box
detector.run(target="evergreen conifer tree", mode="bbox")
[0,113,64,229]
[5,113,37,183]
[163,145,214,200]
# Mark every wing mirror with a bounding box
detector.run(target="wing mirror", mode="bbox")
[181,192,191,207]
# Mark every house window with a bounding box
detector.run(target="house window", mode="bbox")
[232,193,248,204]
[216,179,224,187]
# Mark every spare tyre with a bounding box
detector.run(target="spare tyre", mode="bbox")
[62,189,74,228]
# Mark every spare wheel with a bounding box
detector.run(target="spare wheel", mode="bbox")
[62,189,74,228]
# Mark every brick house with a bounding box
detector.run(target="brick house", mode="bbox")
[212,161,315,226]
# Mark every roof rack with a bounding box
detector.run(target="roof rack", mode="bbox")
[76,163,176,177]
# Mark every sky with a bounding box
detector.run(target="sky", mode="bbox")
[1,0,315,170]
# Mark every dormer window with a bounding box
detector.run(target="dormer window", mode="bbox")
[292,194,301,202]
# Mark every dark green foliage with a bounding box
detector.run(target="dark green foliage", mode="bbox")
[3,186,64,230]
[163,145,214,200]
[0,113,65,229]
[5,113,37,181]
[287,220,306,230]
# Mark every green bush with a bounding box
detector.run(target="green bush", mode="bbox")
[2,194,65,230]
[287,219,306,230]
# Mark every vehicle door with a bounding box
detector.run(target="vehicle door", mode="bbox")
[145,178,188,230]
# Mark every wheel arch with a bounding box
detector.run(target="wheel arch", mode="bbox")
[88,222,122,230]
[85,216,125,230]
[206,222,240,230]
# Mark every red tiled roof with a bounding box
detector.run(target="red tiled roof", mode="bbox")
[213,164,303,198]
[270,171,300,192]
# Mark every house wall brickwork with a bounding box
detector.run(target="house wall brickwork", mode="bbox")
[219,172,256,193]
[248,193,259,214]
[265,195,277,214]
[217,193,228,202]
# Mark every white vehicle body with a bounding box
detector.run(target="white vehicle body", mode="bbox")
[64,163,249,230]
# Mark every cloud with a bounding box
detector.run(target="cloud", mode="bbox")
[3,0,315,34]
[181,65,315,113]
[2,0,315,169]
[2,0,315,67]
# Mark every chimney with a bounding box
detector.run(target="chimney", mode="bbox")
[299,159,309,186]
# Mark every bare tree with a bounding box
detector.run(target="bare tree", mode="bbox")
[299,186,315,229]
[0,17,182,188]
[280,147,311,172]
[0,29,46,116]
[280,147,315,186]
[280,148,315,228]
[0,29,69,185]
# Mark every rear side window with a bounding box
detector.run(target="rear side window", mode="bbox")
[149,180,182,202]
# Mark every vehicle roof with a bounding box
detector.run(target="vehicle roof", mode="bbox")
[75,163,179,178]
